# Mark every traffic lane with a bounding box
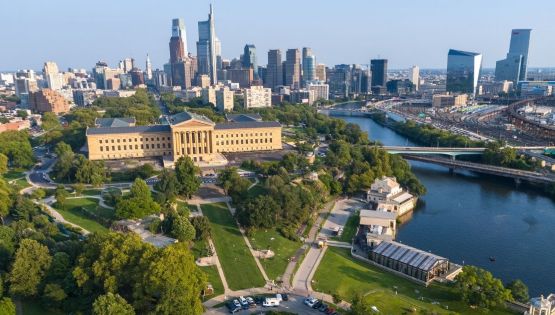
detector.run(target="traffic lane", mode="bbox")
[28,171,51,185]
[204,295,322,315]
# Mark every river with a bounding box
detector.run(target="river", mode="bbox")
[341,116,555,296]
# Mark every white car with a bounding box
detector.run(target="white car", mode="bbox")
[304,297,318,307]
[263,297,280,307]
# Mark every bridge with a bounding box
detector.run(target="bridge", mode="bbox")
[402,155,555,184]
[383,146,552,157]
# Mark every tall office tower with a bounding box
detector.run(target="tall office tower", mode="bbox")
[328,65,351,98]
[145,54,153,80]
[409,65,420,91]
[285,49,301,89]
[315,64,326,82]
[93,61,108,89]
[446,49,482,96]
[495,29,532,83]
[169,18,186,64]
[302,47,316,87]
[242,44,258,78]
[370,59,388,88]
[43,61,63,90]
[197,5,218,85]
[120,58,134,73]
[265,49,283,90]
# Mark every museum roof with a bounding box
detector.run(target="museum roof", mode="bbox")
[214,121,281,130]
[86,124,170,135]
[167,111,214,125]
[95,117,136,128]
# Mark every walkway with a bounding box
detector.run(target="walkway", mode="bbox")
[67,195,114,210]
[38,196,91,235]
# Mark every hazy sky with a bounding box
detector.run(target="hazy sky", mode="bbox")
[2,0,554,72]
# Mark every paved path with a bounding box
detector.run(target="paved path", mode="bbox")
[67,195,114,210]
[39,196,91,235]
[188,196,231,204]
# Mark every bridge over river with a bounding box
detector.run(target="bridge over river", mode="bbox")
[382,146,551,157]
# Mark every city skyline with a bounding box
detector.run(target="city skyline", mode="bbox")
[1,0,555,71]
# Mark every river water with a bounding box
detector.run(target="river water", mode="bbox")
[341,116,555,296]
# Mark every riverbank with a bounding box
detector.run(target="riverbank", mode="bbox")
[340,115,555,297]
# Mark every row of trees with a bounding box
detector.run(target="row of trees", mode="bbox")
[483,142,540,171]
[391,118,485,148]
[0,130,34,169]
[93,89,160,125]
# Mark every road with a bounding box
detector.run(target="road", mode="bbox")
[320,199,363,239]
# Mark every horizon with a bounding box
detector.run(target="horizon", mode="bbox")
[1,0,554,71]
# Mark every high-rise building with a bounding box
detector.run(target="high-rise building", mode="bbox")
[119,58,134,73]
[302,47,316,87]
[29,88,70,114]
[307,81,329,101]
[145,54,153,81]
[315,64,327,82]
[446,49,482,96]
[197,5,218,85]
[495,29,532,83]
[242,44,258,79]
[216,86,234,112]
[370,59,388,88]
[409,65,419,91]
[285,49,301,89]
[265,49,283,91]
[172,59,195,89]
[328,65,351,98]
[244,86,272,108]
[43,61,63,91]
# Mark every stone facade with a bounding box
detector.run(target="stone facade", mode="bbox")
[86,112,282,165]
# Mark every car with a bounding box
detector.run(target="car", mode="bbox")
[254,296,265,305]
[246,296,256,308]
[281,293,289,301]
[312,301,323,309]
[318,303,328,312]
[304,297,318,307]
[238,296,249,309]
[226,301,241,314]
[262,297,280,307]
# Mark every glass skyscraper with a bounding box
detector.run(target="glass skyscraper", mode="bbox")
[242,44,258,79]
[495,29,532,83]
[446,49,482,96]
[196,5,218,85]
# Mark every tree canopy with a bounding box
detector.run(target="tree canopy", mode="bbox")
[174,156,200,199]
[115,178,161,219]
[455,265,512,309]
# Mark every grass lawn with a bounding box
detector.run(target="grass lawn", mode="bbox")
[12,178,31,190]
[191,239,211,259]
[177,199,196,214]
[201,203,265,290]
[4,169,25,181]
[200,265,225,297]
[53,198,111,234]
[248,229,301,281]
[313,247,516,315]
[81,189,103,196]
[247,184,267,199]
[332,212,359,243]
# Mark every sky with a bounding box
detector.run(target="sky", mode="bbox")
[2,0,554,72]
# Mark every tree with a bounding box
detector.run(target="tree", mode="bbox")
[0,297,15,315]
[0,131,34,168]
[30,188,46,200]
[174,157,200,199]
[53,142,74,181]
[143,243,205,315]
[115,178,160,219]
[93,293,135,315]
[455,265,512,309]
[189,216,211,241]
[8,239,52,297]
[73,183,85,196]
[55,185,69,210]
[154,169,180,204]
[170,215,196,242]
[0,178,10,224]
[0,153,7,174]
[0,226,15,270]
[42,283,67,308]
[507,279,529,303]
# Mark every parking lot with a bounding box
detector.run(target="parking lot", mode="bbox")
[204,294,322,314]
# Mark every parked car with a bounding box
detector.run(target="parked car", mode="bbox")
[226,300,241,314]
[304,297,319,307]
[246,296,256,308]
[262,297,280,307]
[254,296,265,305]
[281,293,289,301]
[312,301,323,309]
[318,303,328,312]
[238,296,249,309]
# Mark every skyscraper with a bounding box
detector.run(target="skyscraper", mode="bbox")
[43,61,63,90]
[446,49,482,96]
[242,44,258,79]
[409,65,419,91]
[197,5,218,85]
[302,47,316,87]
[145,54,152,80]
[495,29,532,83]
[285,49,301,89]
[265,49,283,91]
[370,59,388,88]
[169,18,186,64]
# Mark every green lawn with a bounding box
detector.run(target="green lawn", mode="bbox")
[177,199,196,214]
[249,229,300,281]
[200,265,225,297]
[332,213,359,243]
[81,189,103,196]
[201,203,265,290]
[13,178,31,190]
[313,248,516,315]
[53,198,111,234]
[4,169,25,181]
[191,239,211,259]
